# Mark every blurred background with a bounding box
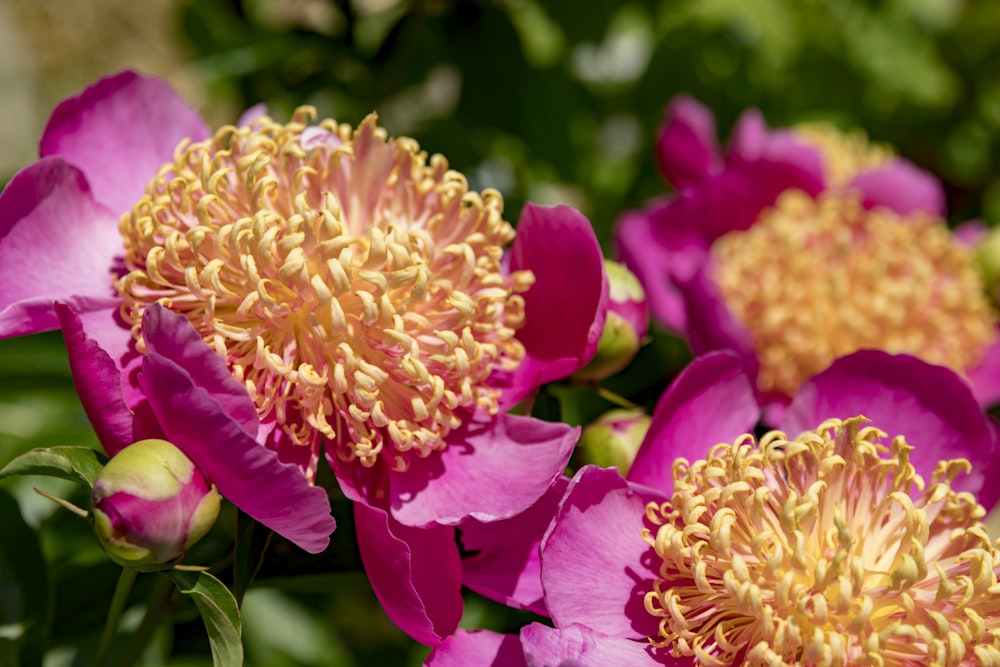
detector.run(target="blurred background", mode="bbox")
[1,0,1000,664]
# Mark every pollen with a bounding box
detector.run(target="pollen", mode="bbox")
[793,123,894,187]
[711,190,996,397]
[642,417,1000,666]
[116,108,533,472]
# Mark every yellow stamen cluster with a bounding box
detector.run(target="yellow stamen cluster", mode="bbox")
[642,417,1000,666]
[793,123,893,187]
[712,190,996,397]
[117,108,533,472]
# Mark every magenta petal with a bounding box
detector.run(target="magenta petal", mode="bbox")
[783,351,995,498]
[0,158,121,337]
[628,352,759,490]
[966,339,1000,408]
[390,413,577,527]
[615,204,691,333]
[138,354,334,554]
[656,95,721,189]
[141,304,259,436]
[506,203,607,397]
[355,503,462,646]
[541,466,663,640]
[850,160,946,217]
[40,71,210,216]
[460,476,568,616]
[677,268,759,377]
[520,623,669,667]
[56,304,135,455]
[425,630,527,667]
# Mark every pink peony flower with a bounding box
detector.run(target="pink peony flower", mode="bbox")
[0,71,607,643]
[616,95,1000,417]
[429,350,1000,665]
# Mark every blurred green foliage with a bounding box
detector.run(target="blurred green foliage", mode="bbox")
[3,0,1000,664]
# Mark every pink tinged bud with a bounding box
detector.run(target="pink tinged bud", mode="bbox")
[573,261,649,382]
[91,439,221,571]
[578,408,651,474]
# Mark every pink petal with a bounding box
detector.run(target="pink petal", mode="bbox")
[628,352,759,491]
[355,503,463,646]
[0,158,121,337]
[677,267,759,379]
[460,476,569,616]
[141,304,259,437]
[656,95,721,189]
[849,160,946,217]
[614,203,692,333]
[520,623,671,667]
[783,351,996,499]
[138,353,335,554]
[502,203,607,406]
[966,338,1000,408]
[389,413,578,527]
[56,304,136,455]
[540,466,663,640]
[425,630,527,667]
[40,71,210,216]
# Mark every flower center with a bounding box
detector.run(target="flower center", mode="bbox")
[793,123,893,186]
[117,109,533,472]
[642,416,1000,666]
[711,190,996,397]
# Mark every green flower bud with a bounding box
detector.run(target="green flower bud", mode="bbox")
[92,439,220,571]
[574,261,649,382]
[578,408,651,474]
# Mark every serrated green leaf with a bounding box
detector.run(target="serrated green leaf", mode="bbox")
[0,489,51,667]
[0,447,107,488]
[170,570,243,667]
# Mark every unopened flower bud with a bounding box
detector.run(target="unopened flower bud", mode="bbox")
[92,439,220,571]
[578,408,651,474]
[574,261,649,382]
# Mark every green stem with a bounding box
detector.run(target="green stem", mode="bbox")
[94,567,139,666]
[113,574,173,667]
[595,385,641,411]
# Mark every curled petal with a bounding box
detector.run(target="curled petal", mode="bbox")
[501,203,607,406]
[389,413,578,527]
[628,351,759,491]
[541,466,663,640]
[656,95,721,189]
[849,160,946,217]
[56,304,135,455]
[0,158,121,337]
[460,476,569,616]
[355,503,462,646]
[40,70,210,216]
[138,350,335,554]
[520,623,670,667]
[783,351,996,500]
[426,630,527,667]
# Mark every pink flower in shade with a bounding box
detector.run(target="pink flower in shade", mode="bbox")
[616,95,1000,417]
[0,71,607,643]
[428,350,1000,665]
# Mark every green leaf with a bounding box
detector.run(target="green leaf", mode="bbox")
[0,447,107,488]
[0,488,52,667]
[170,570,243,667]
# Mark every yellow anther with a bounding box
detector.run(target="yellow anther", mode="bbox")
[117,109,530,474]
[641,417,1000,665]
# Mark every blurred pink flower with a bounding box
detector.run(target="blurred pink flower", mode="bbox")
[616,96,1000,417]
[0,71,607,643]
[430,350,1000,665]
